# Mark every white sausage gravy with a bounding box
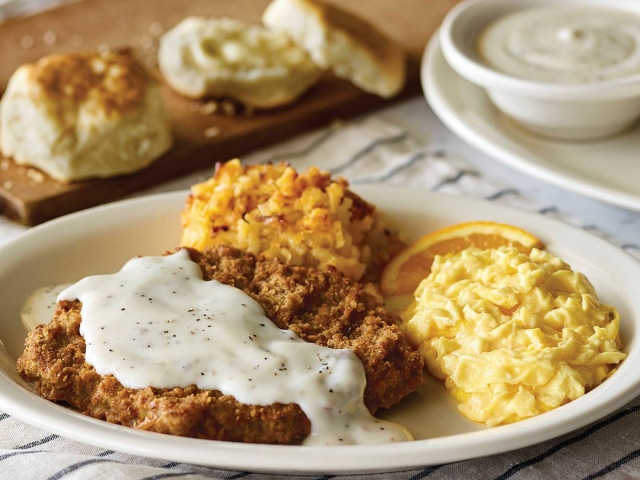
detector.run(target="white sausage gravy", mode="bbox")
[21,283,72,331]
[478,6,640,83]
[57,250,411,445]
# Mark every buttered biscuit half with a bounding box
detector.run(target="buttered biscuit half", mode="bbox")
[158,17,321,108]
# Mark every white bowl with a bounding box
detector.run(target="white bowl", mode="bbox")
[439,0,640,140]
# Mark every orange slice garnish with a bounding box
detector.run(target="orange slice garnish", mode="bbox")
[380,221,545,297]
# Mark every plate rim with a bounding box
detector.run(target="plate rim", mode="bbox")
[421,32,640,213]
[0,186,639,474]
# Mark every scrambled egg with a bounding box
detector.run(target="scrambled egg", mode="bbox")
[401,246,626,426]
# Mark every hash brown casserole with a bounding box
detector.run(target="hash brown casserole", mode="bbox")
[181,160,404,282]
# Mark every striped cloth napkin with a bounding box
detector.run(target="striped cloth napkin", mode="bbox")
[1,118,639,480]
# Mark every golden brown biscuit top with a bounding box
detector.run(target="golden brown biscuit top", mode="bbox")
[29,49,152,116]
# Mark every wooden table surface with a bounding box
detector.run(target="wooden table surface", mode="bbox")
[0,0,461,224]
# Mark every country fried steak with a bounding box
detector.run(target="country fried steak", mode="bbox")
[17,245,424,444]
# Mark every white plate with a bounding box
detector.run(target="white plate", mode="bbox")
[0,186,639,474]
[421,33,640,213]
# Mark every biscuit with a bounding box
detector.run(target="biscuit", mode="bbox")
[158,17,321,108]
[262,0,406,98]
[0,50,172,183]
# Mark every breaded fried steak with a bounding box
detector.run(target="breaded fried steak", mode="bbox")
[17,246,424,444]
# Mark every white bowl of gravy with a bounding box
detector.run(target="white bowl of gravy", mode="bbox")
[439,0,640,140]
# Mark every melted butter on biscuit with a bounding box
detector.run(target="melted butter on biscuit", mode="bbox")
[401,246,626,426]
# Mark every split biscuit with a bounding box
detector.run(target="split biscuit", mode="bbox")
[263,0,406,98]
[158,17,321,108]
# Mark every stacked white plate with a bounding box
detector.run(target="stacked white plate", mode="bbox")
[421,33,640,213]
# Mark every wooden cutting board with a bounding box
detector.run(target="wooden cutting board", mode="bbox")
[0,0,460,225]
